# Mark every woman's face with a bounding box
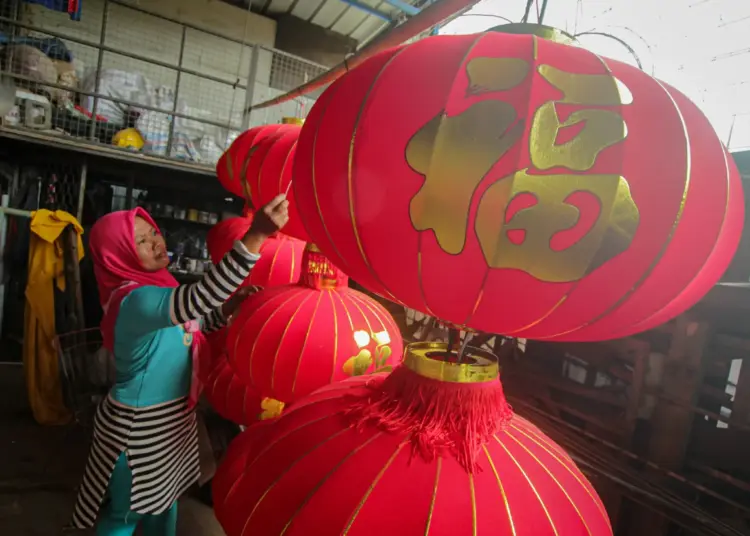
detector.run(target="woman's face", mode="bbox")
[134,216,169,271]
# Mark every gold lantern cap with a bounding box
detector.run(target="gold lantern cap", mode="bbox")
[488,23,578,45]
[282,117,304,126]
[404,341,499,384]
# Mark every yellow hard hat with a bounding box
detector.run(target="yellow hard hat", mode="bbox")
[113,128,145,150]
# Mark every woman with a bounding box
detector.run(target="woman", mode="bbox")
[70,195,289,535]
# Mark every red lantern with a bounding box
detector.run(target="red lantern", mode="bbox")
[226,244,403,405]
[244,127,310,242]
[213,342,611,536]
[207,218,305,289]
[293,28,744,341]
[216,124,297,198]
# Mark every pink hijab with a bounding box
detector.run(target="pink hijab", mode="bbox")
[90,207,203,406]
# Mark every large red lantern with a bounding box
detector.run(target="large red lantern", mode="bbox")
[293,27,744,341]
[244,126,310,242]
[226,244,403,405]
[217,124,296,197]
[207,218,305,289]
[213,342,612,536]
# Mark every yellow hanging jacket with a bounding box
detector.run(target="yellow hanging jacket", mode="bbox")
[23,209,84,426]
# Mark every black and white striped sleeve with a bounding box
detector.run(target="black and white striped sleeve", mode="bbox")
[170,240,259,325]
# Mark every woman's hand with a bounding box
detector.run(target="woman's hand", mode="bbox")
[243,194,290,254]
[222,285,263,319]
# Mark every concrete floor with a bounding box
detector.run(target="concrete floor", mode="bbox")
[0,364,225,536]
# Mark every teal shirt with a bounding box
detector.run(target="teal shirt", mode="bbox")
[110,286,193,407]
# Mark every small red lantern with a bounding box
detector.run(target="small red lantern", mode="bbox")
[293,28,743,341]
[226,244,403,405]
[213,342,612,536]
[217,125,296,198]
[244,127,309,242]
[207,218,305,289]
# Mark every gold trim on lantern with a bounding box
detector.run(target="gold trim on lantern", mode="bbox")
[282,117,304,126]
[488,23,578,45]
[305,243,322,253]
[404,342,499,384]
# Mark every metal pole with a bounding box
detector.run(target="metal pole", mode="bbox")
[242,45,260,130]
[76,160,87,222]
[88,0,110,141]
[0,206,32,218]
[167,26,187,158]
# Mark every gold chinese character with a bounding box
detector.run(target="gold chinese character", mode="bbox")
[406,58,530,255]
[530,65,632,171]
[475,168,639,282]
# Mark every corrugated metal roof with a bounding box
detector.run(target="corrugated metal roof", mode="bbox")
[251,0,422,43]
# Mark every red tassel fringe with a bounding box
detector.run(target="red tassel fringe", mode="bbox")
[345,366,513,472]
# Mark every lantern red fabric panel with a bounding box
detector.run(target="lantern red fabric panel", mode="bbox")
[207,218,305,288]
[213,375,611,536]
[216,124,296,198]
[244,127,310,242]
[293,32,743,341]
[226,248,403,405]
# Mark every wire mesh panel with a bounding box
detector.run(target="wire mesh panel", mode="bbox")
[245,47,327,128]
[0,0,313,166]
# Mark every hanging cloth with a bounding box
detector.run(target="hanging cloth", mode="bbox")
[22,0,82,22]
[23,209,84,425]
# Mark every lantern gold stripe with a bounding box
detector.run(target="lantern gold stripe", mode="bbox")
[279,432,384,536]
[270,292,317,392]
[347,48,408,304]
[511,423,610,528]
[290,292,325,398]
[241,426,355,536]
[423,457,441,536]
[494,434,560,535]
[265,235,284,280]
[483,445,517,536]
[342,441,407,535]
[222,411,339,508]
[280,139,297,194]
[327,291,340,384]
[505,430,593,535]
[469,472,478,536]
